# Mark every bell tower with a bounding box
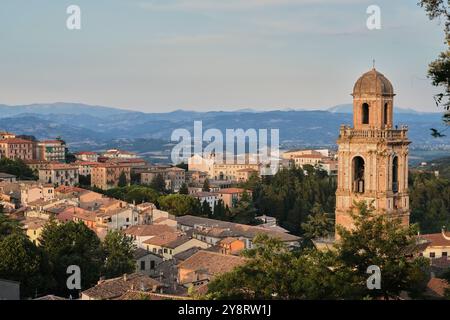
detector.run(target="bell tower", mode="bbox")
[335,68,410,235]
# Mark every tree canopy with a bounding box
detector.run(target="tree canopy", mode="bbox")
[206,202,429,300]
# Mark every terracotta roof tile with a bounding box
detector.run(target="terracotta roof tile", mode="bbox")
[177,251,246,276]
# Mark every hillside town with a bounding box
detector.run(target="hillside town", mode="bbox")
[1,104,450,300]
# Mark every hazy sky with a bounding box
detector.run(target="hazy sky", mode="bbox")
[0,0,446,112]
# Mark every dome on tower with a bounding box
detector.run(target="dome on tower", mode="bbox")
[353,68,394,96]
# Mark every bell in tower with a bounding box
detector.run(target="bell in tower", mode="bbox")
[335,67,411,238]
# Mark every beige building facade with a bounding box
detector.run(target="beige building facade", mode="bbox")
[335,68,410,235]
[91,163,131,190]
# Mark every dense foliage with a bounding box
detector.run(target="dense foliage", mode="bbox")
[419,0,450,132]
[252,166,336,235]
[409,171,450,233]
[0,158,37,180]
[102,231,136,279]
[207,203,430,300]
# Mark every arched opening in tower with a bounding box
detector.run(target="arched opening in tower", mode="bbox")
[362,103,369,125]
[384,103,388,125]
[352,156,365,193]
[392,156,399,193]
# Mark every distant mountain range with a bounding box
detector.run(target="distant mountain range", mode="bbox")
[0,103,448,160]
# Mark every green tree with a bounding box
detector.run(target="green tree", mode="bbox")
[207,234,342,300]
[202,179,210,192]
[118,171,128,188]
[39,221,103,295]
[253,167,336,235]
[151,173,166,193]
[409,172,450,233]
[0,233,54,298]
[0,158,36,180]
[301,203,334,243]
[105,185,159,204]
[102,231,136,279]
[213,199,230,221]
[0,213,23,240]
[175,162,188,171]
[335,202,430,299]
[419,1,450,135]
[229,191,257,224]
[207,203,430,300]
[78,174,91,187]
[201,200,212,217]
[179,183,189,195]
[159,194,202,216]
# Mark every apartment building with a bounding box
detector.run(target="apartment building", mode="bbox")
[0,138,34,161]
[282,149,338,175]
[38,163,79,187]
[75,151,99,162]
[188,153,260,182]
[192,192,220,212]
[0,181,54,206]
[75,161,97,177]
[139,166,185,192]
[36,140,66,162]
[91,163,131,190]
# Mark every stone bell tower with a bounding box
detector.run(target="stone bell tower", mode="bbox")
[335,68,410,236]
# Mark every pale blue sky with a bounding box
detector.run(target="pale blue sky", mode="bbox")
[0,0,446,112]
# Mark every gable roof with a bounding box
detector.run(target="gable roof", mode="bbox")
[115,290,191,300]
[133,248,162,260]
[82,273,163,300]
[123,224,175,237]
[177,215,300,242]
[177,251,246,276]
[426,278,450,298]
[143,231,192,249]
[173,247,201,262]
[420,232,450,247]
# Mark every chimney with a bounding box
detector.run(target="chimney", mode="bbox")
[97,276,105,285]
[123,273,127,282]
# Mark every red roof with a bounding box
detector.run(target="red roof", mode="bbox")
[76,151,98,155]
[420,232,450,247]
[218,188,251,195]
[40,140,64,144]
[0,138,33,144]
[75,161,98,166]
[55,185,87,194]
[427,278,449,298]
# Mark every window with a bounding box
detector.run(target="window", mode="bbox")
[384,103,388,125]
[442,252,448,257]
[392,156,399,193]
[430,252,435,258]
[362,103,369,124]
[126,218,129,222]
[164,248,167,253]
[150,260,155,270]
[352,156,365,193]
[140,261,145,271]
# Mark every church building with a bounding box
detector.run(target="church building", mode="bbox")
[335,68,410,236]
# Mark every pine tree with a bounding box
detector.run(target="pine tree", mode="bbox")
[179,183,189,195]
[118,171,128,187]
